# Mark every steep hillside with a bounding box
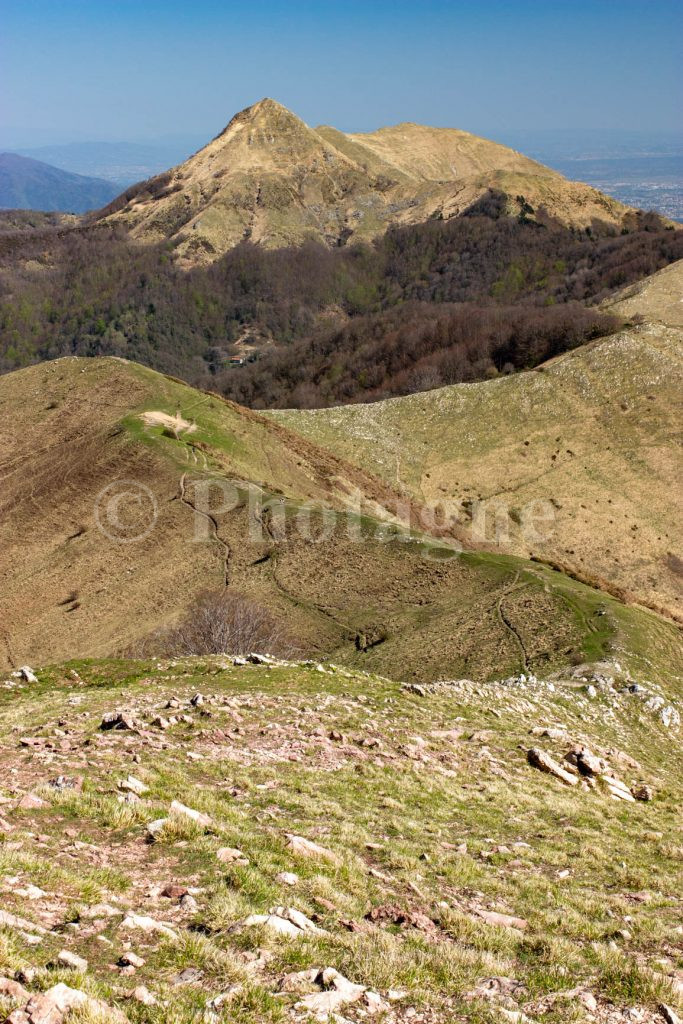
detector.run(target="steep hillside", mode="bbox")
[97,99,640,264]
[271,261,683,619]
[0,654,680,1023]
[0,153,119,213]
[0,357,679,684]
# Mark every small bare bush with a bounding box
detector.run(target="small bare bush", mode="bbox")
[137,589,298,658]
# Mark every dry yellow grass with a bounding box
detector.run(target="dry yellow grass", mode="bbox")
[1,353,679,683]
[101,98,636,264]
[272,261,683,619]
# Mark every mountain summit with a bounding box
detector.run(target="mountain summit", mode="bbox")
[99,99,640,263]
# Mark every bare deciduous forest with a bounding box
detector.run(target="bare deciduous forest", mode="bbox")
[1,193,680,406]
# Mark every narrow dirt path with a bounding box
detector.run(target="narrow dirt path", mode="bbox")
[1,630,15,669]
[178,473,231,587]
[495,573,531,673]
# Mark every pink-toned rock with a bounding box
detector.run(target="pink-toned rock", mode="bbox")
[295,968,366,1018]
[527,748,579,786]
[17,794,47,811]
[130,985,156,1006]
[56,950,88,971]
[0,909,46,935]
[12,982,129,1023]
[169,800,212,828]
[286,834,342,866]
[474,909,528,931]
[0,977,30,1001]
[216,846,249,866]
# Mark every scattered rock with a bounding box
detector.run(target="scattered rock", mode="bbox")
[17,793,47,810]
[130,984,156,1006]
[530,726,567,740]
[119,951,145,968]
[146,817,169,839]
[473,909,528,931]
[120,913,178,941]
[79,903,121,920]
[601,774,636,802]
[0,909,46,936]
[216,846,249,866]
[100,711,138,731]
[56,950,88,971]
[0,977,30,1002]
[295,968,366,1018]
[281,967,318,992]
[276,871,299,886]
[238,906,327,939]
[206,985,244,1010]
[566,746,608,776]
[169,800,212,828]
[498,1010,533,1024]
[118,775,148,796]
[7,982,129,1023]
[286,833,341,866]
[527,748,579,786]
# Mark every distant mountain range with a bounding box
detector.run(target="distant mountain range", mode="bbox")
[0,153,119,213]
[13,138,204,186]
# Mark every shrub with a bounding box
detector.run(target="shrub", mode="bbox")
[138,589,298,658]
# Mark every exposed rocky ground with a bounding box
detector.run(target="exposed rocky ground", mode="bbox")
[0,655,681,1023]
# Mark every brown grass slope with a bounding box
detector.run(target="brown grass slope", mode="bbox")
[1,356,680,683]
[97,98,638,264]
[271,260,683,620]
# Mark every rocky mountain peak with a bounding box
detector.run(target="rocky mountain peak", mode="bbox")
[99,98,637,264]
[217,97,311,140]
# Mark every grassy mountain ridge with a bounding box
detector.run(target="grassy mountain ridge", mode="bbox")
[270,260,683,620]
[0,355,679,687]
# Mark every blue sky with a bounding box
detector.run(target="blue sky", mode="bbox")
[1,0,681,147]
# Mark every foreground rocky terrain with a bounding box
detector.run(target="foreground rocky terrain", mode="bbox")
[0,654,681,1023]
